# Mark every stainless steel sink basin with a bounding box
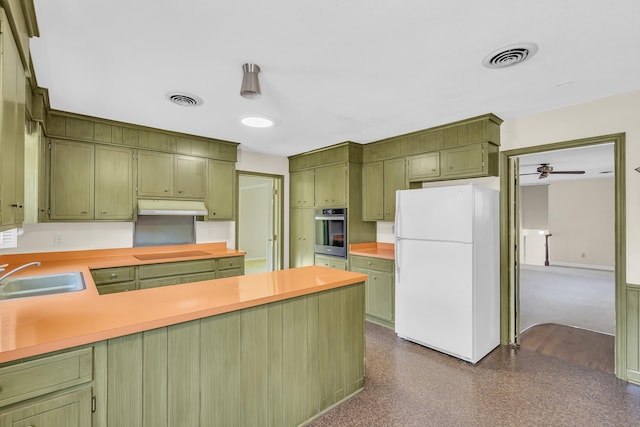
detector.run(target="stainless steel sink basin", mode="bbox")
[0,272,86,300]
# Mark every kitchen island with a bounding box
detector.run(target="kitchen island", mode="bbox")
[0,245,367,426]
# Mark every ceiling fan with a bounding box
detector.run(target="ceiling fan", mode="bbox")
[521,163,586,179]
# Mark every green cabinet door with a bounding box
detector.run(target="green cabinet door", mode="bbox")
[0,12,26,230]
[290,169,314,208]
[383,158,406,221]
[207,159,235,220]
[350,255,395,328]
[314,163,346,207]
[175,155,207,199]
[362,162,383,221]
[95,145,133,220]
[368,271,394,323]
[407,151,440,182]
[49,140,95,220]
[137,151,174,197]
[290,208,315,267]
[0,387,92,427]
[441,142,487,178]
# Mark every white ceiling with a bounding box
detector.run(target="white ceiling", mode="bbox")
[30,1,640,157]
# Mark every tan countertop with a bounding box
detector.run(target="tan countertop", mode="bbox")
[0,244,367,363]
[349,242,395,260]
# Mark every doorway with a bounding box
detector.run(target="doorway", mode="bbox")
[237,172,283,274]
[500,134,626,378]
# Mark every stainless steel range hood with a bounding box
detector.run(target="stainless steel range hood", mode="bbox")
[137,199,208,216]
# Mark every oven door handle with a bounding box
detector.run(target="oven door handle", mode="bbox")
[314,215,345,221]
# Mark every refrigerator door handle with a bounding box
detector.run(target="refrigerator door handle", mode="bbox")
[395,239,401,284]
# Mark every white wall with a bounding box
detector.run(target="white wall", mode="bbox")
[501,90,640,284]
[549,177,614,268]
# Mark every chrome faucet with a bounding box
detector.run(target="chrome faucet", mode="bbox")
[0,261,42,282]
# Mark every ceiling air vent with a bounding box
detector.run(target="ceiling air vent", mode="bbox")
[482,42,539,69]
[166,92,203,107]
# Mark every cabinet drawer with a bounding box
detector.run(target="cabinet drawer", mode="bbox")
[96,281,137,295]
[91,266,135,284]
[181,272,216,283]
[217,256,244,271]
[216,268,243,279]
[139,276,181,289]
[0,348,93,408]
[350,256,394,272]
[138,259,216,279]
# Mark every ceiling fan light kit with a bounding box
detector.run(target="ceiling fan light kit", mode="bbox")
[240,63,261,99]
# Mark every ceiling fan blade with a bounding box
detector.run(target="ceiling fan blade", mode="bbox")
[519,172,540,176]
[549,170,585,174]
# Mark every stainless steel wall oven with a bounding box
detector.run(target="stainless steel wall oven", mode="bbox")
[314,208,347,258]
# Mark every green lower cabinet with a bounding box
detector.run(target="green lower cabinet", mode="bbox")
[315,254,348,270]
[102,282,364,426]
[90,256,244,294]
[0,347,95,427]
[350,255,395,329]
[0,387,92,427]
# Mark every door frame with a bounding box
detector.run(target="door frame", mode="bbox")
[499,133,626,379]
[235,170,284,271]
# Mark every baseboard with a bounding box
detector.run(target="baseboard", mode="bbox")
[550,261,614,271]
[245,257,267,262]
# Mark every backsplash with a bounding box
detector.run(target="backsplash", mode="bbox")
[0,221,235,255]
[376,221,395,243]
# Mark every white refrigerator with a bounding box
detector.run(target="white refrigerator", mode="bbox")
[394,184,499,363]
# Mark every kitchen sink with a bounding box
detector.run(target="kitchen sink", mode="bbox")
[0,272,86,300]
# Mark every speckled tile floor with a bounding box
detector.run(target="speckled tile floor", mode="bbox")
[309,322,640,427]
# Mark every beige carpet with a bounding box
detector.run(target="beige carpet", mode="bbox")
[519,264,614,335]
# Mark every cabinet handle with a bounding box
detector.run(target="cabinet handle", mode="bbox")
[11,203,23,208]
[432,168,436,172]
[229,261,233,266]
[368,261,372,265]
[178,190,183,193]
[101,210,107,214]
[111,273,118,278]
[164,189,169,192]
[81,210,88,214]
[211,211,216,216]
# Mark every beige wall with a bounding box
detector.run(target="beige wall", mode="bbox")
[521,185,548,230]
[501,90,640,284]
[549,177,614,267]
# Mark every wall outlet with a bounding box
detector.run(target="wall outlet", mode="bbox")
[53,235,64,247]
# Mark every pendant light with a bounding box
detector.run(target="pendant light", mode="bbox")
[240,63,261,99]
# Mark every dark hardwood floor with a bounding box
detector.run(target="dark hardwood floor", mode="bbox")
[520,323,615,374]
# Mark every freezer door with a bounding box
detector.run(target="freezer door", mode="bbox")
[395,185,474,243]
[395,238,474,361]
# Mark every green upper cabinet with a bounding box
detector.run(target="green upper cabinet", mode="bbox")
[314,163,346,207]
[0,9,26,231]
[95,145,133,220]
[49,139,95,220]
[362,162,383,221]
[442,142,491,178]
[362,158,405,221]
[290,169,314,208]
[207,159,235,220]
[175,155,207,199]
[407,151,440,182]
[137,151,207,199]
[137,151,174,197]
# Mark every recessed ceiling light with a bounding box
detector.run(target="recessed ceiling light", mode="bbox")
[241,116,274,128]
[482,42,539,69]
[166,92,203,107]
